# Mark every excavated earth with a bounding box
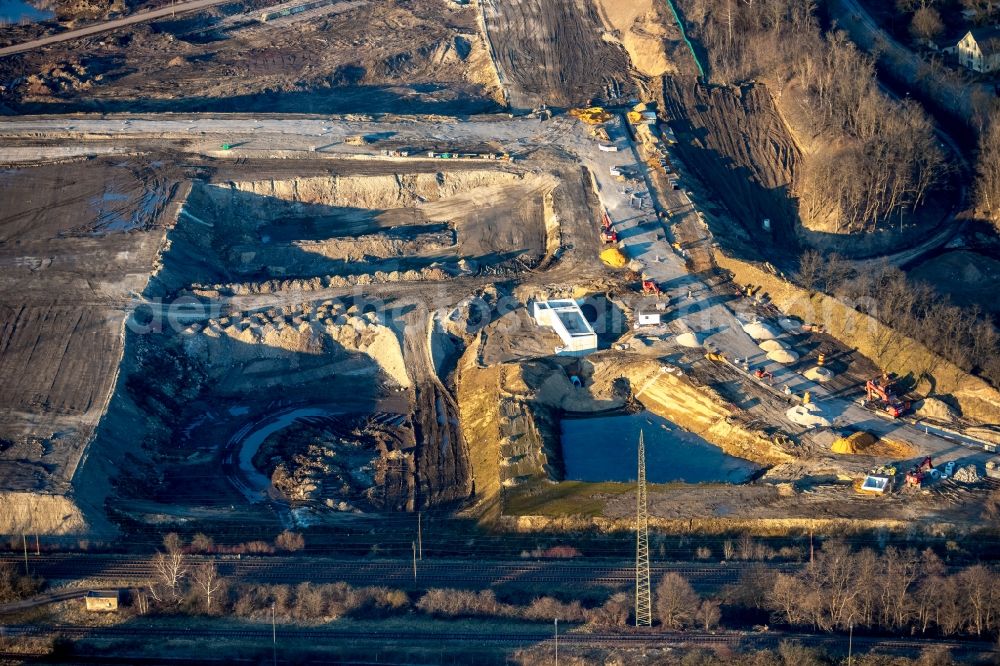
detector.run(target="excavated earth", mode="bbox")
[659,77,801,261]
[478,0,636,109]
[0,0,503,114]
[0,157,179,533]
[55,155,602,532]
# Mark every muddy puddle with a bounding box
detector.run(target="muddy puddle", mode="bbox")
[560,412,759,484]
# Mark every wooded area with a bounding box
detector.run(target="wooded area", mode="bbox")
[798,251,1000,385]
[678,0,946,233]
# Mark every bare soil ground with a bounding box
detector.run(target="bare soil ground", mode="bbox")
[0,159,177,513]
[659,77,800,261]
[479,0,635,109]
[0,0,502,114]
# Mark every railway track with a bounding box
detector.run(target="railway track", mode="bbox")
[0,623,993,656]
[0,555,792,588]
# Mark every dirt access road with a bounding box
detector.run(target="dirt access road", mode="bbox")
[0,0,234,57]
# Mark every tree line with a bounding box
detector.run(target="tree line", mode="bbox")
[678,0,946,234]
[797,250,1000,386]
[135,533,1000,642]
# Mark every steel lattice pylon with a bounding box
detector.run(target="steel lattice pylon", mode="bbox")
[635,430,652,626]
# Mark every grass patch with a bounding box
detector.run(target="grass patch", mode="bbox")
[504,480,634,517]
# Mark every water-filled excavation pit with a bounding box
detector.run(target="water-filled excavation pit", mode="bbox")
[560,412,760,484]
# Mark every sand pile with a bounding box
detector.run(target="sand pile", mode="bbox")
[831,431,876,454]
[914,397,958,423]
[803,366,834,382]
[185,308,411,387]
[676,331,701,348]
[767,349,799,364]
[743,320,778,340]
[759,339,789,352]
[600,247,627,267]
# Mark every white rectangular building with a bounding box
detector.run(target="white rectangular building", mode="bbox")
[635,311,662,327]
[532,300,598,356]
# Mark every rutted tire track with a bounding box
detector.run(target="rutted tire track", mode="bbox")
[479,0,634,109]
[659,77,801,257]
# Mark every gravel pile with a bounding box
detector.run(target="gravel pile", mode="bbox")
[953,465,981,483]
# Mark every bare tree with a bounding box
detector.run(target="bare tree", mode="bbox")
[796,250,825,292]
[976,111,1000,233]
[696,598,722,630]
[656,573,699,629]
[162,532,183,554]
[275,531,305,552]
[150,549,187,602]
[911,6,944,41]
[192,563,224,614]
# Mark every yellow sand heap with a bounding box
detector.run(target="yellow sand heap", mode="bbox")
[569,107,612,124]
[832,431,877,454]
[600,247,627,268]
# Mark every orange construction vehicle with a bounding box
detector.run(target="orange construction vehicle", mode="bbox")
[642,280,662,296]
[600,228,619,243]
[905,456,933,487]
[863,376,911,418]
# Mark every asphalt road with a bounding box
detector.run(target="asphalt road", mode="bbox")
[0,0,234,58]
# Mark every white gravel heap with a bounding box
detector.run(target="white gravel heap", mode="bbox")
[676,331,701,348]
[743,320,778,340]
[767,349,799,364]
[803,366,834,382]
[786,402,831,428]
[759,339,789,352]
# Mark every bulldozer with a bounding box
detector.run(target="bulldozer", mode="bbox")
[569,107,612,125]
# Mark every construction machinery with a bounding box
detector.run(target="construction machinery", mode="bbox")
[864,376,911,418]
[905,456,934,487]
[641,280,662,296]
[600,228,619,244]
[569,107,612,125]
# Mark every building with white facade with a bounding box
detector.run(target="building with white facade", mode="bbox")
[531,299,598,356]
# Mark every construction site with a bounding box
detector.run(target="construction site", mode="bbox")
[0,0,1000,665]
[2,0,1000,659]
